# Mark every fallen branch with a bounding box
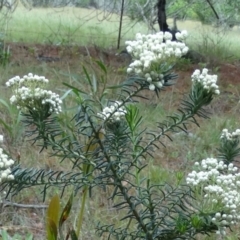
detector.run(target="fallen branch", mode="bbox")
[2,200,47,209]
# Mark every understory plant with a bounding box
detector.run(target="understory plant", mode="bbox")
[1,30,239,239]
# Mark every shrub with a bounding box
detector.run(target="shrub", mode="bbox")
[1,30,239,239]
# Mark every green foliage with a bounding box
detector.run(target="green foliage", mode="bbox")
[0,230,33,240]
[0,34,10,67]
[0,98,23,145]
[168,0,240,26]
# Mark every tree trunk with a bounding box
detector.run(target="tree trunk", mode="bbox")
[156,0,170,32]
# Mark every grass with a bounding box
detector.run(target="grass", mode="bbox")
[1,6,148,47]
[0,5,240,240]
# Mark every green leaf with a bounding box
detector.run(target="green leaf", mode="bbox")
[125,105,143,133]
[83,66,92,87]
[69,229,78,240]
[95,60,107,75]
[0,230,10,240]
[59,193,74,229]
[46,195,60,240]
[63,82,87,95]
[47,218,58,240]
[61,89,73,100]
[92,74,97,93]
[0,98,10,110]
[25,233,34,240]
[0,118,12,134]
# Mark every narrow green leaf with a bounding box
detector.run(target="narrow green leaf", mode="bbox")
[95,60,107,74]
[83,66,92,87]
[59,193,74,229]
[0,99,10,110]
[61,89,73,100]
[63,82,87,94]
[92,74,97,93]
[0,118,12,134]
[70,229,78,240]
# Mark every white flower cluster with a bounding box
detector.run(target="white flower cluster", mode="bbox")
[6,73,49,87]
[125,31,189,91]
[191,68,220,95]
[0,136,14,184]
[220,129,240,141]
[98,101,126,122]
[187,158,240,234]
[6,73,62,114]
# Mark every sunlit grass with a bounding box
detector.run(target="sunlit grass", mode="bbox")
[2,6,148,47]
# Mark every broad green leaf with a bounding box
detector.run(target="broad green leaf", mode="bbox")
[46,195,60,240]
[47,218,58,240]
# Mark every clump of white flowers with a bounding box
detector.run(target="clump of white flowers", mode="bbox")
[6,73,62,114]
[125,31,189,91]
[0,135,14,184]
[191,68,220,95]
[220,129,240,141]
[98,101,126,122]
[186,128,240,236]
[0,135,14,203]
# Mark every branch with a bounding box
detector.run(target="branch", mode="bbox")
[2,200,47,209]
[205,0,219,20]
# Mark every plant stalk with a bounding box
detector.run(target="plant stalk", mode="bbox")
[76,185,88,238]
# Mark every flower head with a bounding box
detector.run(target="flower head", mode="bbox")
[6,73,62,114]
[220,129,240,141]
[125,31,189,91]
[191,68,220,95]
[0,147,14,184]
[98,101,127,122]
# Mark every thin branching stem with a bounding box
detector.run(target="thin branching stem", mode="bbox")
[88,105,152,239]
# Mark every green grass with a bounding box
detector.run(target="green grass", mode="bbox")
[167,18,240,62]
[1,6,148,47]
